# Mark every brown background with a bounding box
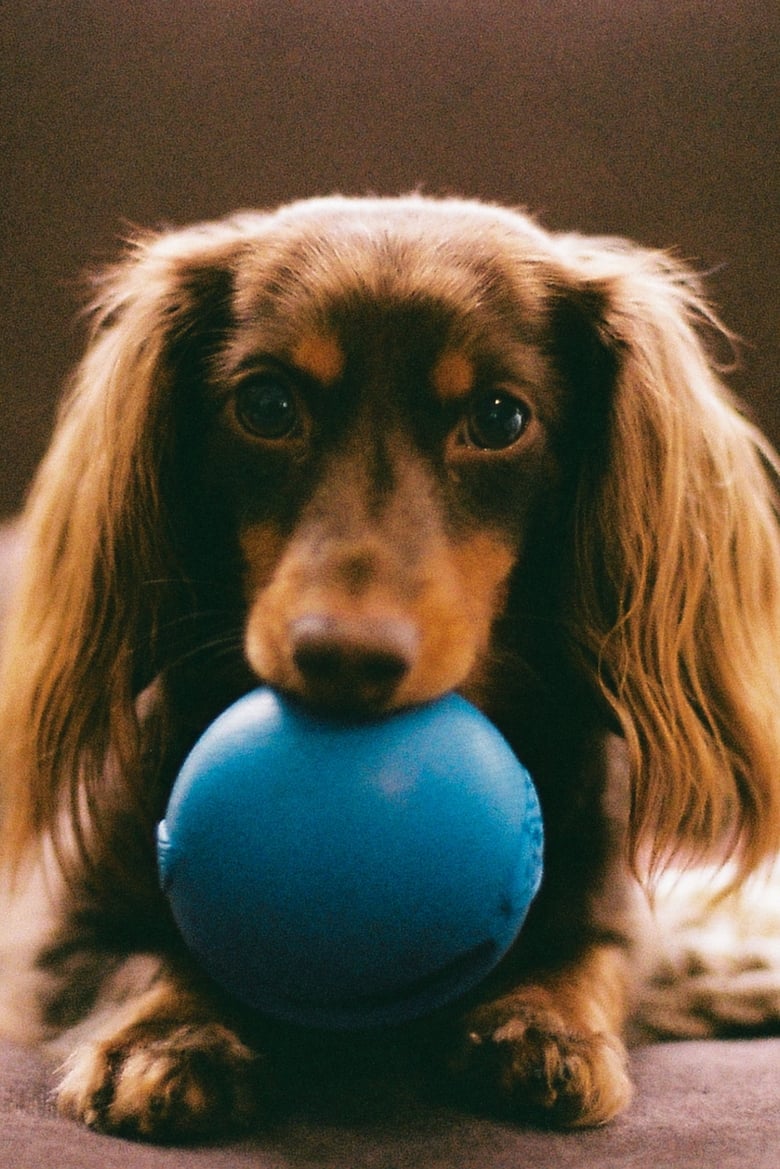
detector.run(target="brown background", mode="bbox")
[1,0,777,519]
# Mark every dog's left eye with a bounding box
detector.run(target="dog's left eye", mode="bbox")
[463,393,529,451]
[234,377,301,441]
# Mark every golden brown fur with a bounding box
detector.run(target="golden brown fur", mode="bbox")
[1,195,779,1140]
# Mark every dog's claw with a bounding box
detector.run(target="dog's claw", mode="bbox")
[452,1005,632,1128]
[57,1021,264,1141]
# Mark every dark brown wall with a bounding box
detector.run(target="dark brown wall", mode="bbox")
[1,0,778,517]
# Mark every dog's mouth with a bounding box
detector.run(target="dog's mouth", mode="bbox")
[242,526,514,720]
[246,599,481,720]
[281,613,421,716]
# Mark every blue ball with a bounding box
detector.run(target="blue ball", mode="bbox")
[157,689,543,1029]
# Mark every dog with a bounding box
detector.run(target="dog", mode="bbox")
[1,195,779,1141]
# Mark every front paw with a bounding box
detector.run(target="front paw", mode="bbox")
[57,1021,264,1141]
[451,999,632,1128]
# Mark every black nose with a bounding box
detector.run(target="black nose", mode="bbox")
[290,614,418,710]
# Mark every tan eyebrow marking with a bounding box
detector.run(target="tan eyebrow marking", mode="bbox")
[432,351,476,401]
[291,333,346,386]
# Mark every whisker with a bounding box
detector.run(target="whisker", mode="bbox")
[163,635,246,674]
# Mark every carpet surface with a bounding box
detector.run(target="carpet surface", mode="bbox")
[2,1038,778,1169]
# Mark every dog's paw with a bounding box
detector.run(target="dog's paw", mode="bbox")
[57,1020,264,1141]
[450,999,632,1128]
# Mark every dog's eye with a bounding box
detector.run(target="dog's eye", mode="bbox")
[464,394,529,450]
[235,377,300,441]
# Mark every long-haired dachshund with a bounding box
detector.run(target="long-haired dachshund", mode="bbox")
[1,195,779,1141]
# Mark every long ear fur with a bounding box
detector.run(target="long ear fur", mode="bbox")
[560,239,780,879]
[0,221,248,883]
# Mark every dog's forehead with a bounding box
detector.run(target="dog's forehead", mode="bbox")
[226,200,557,390]
[233,200,552,319]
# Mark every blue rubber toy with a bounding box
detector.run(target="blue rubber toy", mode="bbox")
[157,688,543,1029]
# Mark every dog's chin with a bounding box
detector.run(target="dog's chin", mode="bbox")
[256,665,463,723]
[248,645,453,722]
[281,683,404,722]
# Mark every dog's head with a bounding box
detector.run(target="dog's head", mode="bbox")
[211,199,605,718]
[2,195,780,883]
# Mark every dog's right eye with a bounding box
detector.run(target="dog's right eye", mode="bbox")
[234,377,301,441]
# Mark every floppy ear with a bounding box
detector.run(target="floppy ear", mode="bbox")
[0,221,249,881]
[559,241,780,880]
